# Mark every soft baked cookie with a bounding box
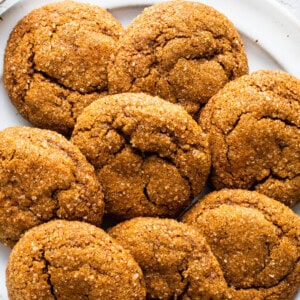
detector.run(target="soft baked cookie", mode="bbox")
[71,93,210,219]
[182,189,300,299]
[6,220,146,300]
[0,126,104,247]
[108,217,228,299]
[200,70,300,206]
[108,0,248,116]
[4,1,123,135]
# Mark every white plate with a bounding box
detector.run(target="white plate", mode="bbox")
[0,0,300,299]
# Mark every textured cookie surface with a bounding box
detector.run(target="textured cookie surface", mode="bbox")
[71,93,210,219]
[109,217,228,299]
[108,1,248,116]
[4,1,123,135]
[200,70,300,206]
[182,189,300,299]
[0,126,104,247]
[6,220,146,300]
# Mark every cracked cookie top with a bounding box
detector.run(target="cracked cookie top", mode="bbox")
[4,1,123,135]
[200,70,300,206]
[71,93,210,219]
[108,0,248,116]
[108,217,228,299]
[181,189,300,300]
[6,220,146,300]
[0,126,104,247]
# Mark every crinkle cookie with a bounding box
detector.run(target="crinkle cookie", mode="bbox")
[4,1,123,135]
[71,93,210,219]
[200,70,300,206]
[108,0,248,116]
[108,217,228,299]
[6,220,146,300]
[0,126,104,247]
[182,189,300,300]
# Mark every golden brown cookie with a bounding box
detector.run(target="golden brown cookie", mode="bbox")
[200,70,300,206]
[6,220,146,300]
[182,189,300,300]
[4,1,123,135]
[108,217,228,299]
[108,0,248,116]
[0,126,104,247]
[71,93,210,219]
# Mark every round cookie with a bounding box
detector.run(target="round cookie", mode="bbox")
[181,189,300,300]
[108,217,228,299]
[0,126,104,247]
[108,1,248,116]
[4,1,123,135]
[6,220,146,299]
[200,70,300,206]
[71,93,211,219]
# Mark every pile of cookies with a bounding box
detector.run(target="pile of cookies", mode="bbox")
[1,1,300,299]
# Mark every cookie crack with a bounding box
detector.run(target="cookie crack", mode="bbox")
[201,201,288,235]
[41,249,57,300]
[43,137,82,181]
[258,115,299,129]
[176,264,190,299]
[34,70,98,96]
[142,182,157,207]
[252,172,299,191]
[109,123,195,198]
[214,111,250,136]
[214,112,299,188]
[188,201,295,289]
[233,258,300,291]
[128,30,235,94]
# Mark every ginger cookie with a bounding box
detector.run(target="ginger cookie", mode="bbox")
[108,0,248,116]
[71,93,210,219]
[0,126,104,247]
[6,220,146,300]
[108,217,228,299]
[4,1,123,135]
[200,70,300,206]
[182,189,300,300]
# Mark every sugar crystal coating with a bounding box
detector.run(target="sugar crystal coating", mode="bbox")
[71,93,211,219]
[4,1,124,135]
[200,70,300,206]
[6,220,146,299]
[108,1,248,116]
[0,126,104,247]
[182,189,300,299]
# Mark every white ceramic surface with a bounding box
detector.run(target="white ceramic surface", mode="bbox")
[0,0,300,299]
[277,0,300,19]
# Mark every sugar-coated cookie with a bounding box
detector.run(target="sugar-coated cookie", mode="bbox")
[71,93,210,219]
[4,1,123,135]
[0,126,104,247]
[109,0,248,116]
[6,220,146,299]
